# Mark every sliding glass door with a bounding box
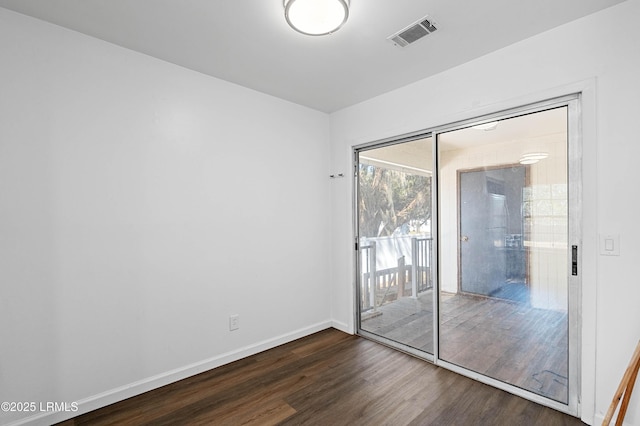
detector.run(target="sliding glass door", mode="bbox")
[437,104,576,408]
[356,136,435,355]
[355,96,580,415]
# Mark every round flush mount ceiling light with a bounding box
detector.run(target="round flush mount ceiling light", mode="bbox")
[519,152,549,165]
[284,0,350,36]
[471,121,499,131]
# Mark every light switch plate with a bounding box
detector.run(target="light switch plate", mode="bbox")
[229,314,240,331]
[599,234,620,256]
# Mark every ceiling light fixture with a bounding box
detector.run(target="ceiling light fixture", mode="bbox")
[519,152,549,165]
[284,0,350,36]
[471,121,499,131]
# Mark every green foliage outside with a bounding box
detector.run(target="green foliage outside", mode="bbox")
[358,164,431,238]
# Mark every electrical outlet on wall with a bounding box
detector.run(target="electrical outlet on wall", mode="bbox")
[229,314,240,331]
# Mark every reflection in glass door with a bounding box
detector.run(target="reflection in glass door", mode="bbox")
[356,136,434,355]
[354,97,579,414]
[438,106,574,405]
[459,166,527,301]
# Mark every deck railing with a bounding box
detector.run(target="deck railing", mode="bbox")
[360,237,433,311]
[412,237,433,295]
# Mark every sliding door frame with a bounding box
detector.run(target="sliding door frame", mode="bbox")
[352,93,582,417]
[353,131,435,362]
[432,94,581,416]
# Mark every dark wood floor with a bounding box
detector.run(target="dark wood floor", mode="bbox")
[362,291,569,402]
[57,329,583,426]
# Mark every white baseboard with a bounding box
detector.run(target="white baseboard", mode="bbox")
[7,320,333,426]
[331,319,353,334]
[593,413,629,426]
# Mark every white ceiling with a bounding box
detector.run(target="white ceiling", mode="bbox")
[0,0,626,113]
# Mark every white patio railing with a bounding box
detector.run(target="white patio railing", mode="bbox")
[360,236,433,312]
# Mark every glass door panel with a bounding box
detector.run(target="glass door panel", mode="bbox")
[356,136,434,354]
[437,107,570,403]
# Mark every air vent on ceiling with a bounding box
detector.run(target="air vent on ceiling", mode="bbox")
[387,15,438,48]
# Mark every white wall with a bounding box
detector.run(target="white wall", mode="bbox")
[329,0,640,424]
[0,8,331,425]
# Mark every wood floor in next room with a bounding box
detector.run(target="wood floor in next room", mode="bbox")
[57,329,584,426]
[361,291,569,402]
